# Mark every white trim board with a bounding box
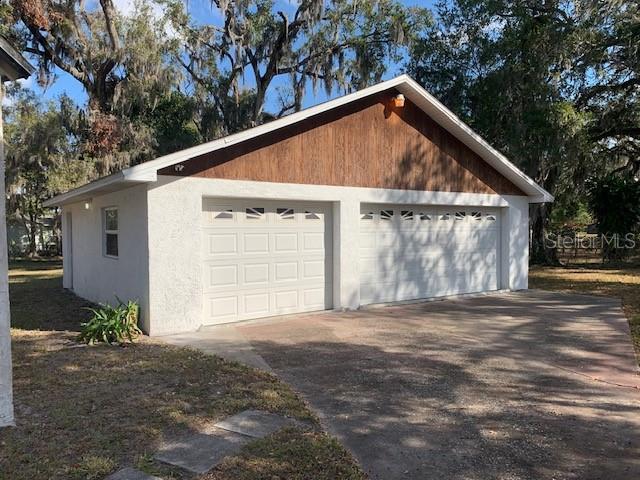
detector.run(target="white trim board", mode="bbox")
[45,75,553,207]
[155,176,512,207]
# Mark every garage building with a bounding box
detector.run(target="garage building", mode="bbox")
[44,75,552,335]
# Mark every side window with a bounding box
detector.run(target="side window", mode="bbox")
[103,207,118,258]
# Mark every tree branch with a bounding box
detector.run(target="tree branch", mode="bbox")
[24,23,88,86]
[591,126,640,142]
[578,77,639,106]
[99,0,121,51]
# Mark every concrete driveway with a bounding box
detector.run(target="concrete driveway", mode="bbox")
[164,291,640,479]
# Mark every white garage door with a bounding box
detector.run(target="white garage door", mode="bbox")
[359,204,501,305]
[202,199,332,325]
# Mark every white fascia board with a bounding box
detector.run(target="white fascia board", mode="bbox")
[43,172,143,207]
[158,176,511,207]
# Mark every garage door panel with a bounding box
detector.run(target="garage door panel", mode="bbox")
[274,290,298,310]
[208,264,238,288]
[208,233,238,256]
[203,199,332,325]
[244,292,270,315]
[209,296,238,321]
[274,233,298,252]
[360,204,500,305]
[244,263,270,285]
[359,233,376,250]
[303,260,325,280]
[274,261,298,282]
[303,232,325,251]
[244,233,269,253]
[303,287,326,307]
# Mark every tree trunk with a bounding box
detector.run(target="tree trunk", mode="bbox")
[21,214,36,258]
[252,83,267,126]
[38,220,45,254]
[530,203,559,265]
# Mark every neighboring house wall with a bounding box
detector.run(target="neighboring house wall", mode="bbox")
[145,175,529,335]
[158,93,525,196]
[61,185,151,332]
[7,218,57,256]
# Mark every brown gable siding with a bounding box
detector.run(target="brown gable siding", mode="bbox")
[158,90,525,196]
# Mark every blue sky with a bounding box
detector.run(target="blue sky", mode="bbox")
[16,0,436,113]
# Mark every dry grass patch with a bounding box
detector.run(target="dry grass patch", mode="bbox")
[2,330,312,480]
[9,260,91,331]
[529,264,640,360]
[203,427,366,480]
[1,261,365,480]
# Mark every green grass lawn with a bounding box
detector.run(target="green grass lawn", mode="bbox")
[1,260,366,480]
[529,263,640,363]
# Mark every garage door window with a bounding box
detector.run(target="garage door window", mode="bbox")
[277,207,295,220]
[214,209,233,220]
[380,210,394,220]
[246,207,265,220]
[103,207,118,258]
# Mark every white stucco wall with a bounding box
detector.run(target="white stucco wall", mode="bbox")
[144,176,532,335]
[500,195,530,291]
[146,178,203,335]
[62,184,150,332]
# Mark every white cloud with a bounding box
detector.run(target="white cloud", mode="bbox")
[113,0,140,17]
[113,0,179,38]
[112,0,169,23]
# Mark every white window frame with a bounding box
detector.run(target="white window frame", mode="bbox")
[103,207,119,259]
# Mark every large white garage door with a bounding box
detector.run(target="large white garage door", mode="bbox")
[202,199,332,325]
[359,204,501,305]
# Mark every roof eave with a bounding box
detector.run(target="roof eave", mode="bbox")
[0,37,34,81]
[43,172,147,207]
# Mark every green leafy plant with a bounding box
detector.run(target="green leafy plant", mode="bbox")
[79,298,141,345]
